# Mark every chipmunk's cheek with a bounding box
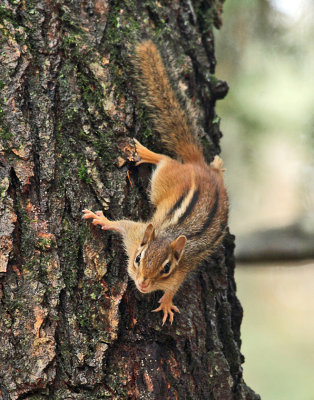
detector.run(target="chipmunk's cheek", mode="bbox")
[127,264,136,279]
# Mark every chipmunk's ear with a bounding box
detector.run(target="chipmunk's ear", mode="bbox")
[170,235,187,261]
[141,223,155,246]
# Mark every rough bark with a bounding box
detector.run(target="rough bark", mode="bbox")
[0,1,259,399]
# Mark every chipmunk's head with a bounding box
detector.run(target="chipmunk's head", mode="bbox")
[130,224,186,293]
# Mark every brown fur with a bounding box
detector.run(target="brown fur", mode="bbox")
[134,40,204,163]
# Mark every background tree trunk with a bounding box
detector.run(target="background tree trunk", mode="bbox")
[0,1,259,399]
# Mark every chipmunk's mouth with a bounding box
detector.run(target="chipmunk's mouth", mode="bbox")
[137,283,152,293]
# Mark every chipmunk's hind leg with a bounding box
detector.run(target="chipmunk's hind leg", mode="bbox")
[134,138,167,165]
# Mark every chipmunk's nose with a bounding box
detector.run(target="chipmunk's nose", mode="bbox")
[138,280,149,292]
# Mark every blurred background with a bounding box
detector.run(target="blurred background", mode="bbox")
[215,0,314,399]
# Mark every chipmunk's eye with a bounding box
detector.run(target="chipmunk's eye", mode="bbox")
[163,262,171,274]
[135,253,141,264]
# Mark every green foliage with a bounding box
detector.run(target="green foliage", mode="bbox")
[78,159,92,184]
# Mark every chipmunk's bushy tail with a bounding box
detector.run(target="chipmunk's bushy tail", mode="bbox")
[134,40,204,163]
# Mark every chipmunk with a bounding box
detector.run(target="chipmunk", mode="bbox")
[83,40,228,324]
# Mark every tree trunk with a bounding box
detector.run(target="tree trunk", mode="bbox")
[0,1,259,399]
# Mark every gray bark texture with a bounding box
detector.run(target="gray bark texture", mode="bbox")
[0,0,260,399]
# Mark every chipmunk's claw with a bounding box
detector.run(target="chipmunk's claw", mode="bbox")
[152,300,180,325]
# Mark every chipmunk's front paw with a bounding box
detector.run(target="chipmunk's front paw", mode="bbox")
[152,297,180,325]
[82,209,110,229]
[133,138,146,165]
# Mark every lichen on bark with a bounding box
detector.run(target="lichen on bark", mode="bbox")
[0,1,259,399]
